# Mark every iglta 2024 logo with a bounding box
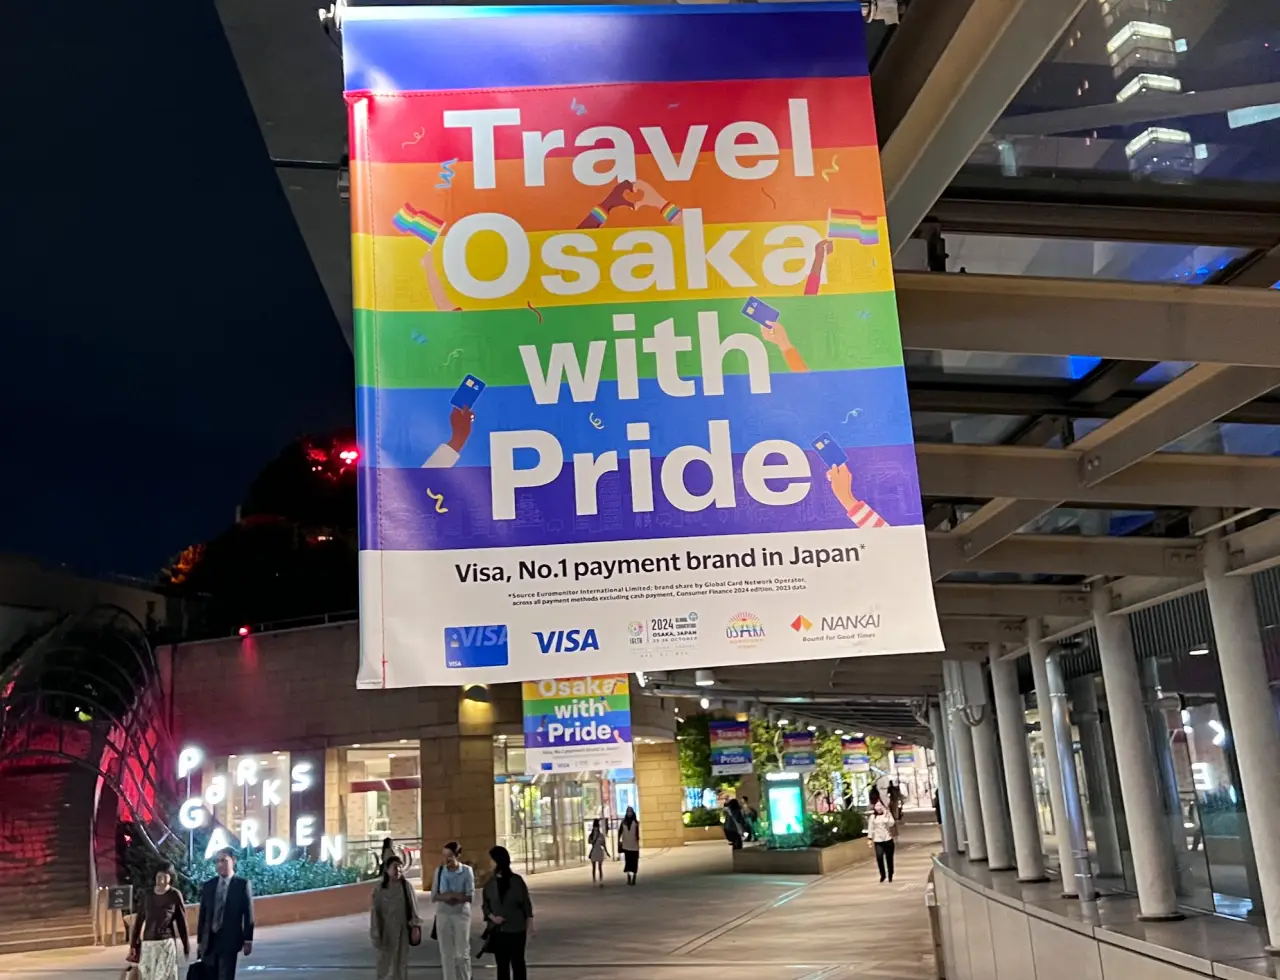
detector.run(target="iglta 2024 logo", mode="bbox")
[444,625,509,668]
[533,628,600,654]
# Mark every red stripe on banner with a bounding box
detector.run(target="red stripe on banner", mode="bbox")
[354,76,876,164]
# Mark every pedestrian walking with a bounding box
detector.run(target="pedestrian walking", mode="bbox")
[370,854,422,980]
[618,807,640,885]
[196,850,255,980]
[380,837,398,872]
[723,799,746,850]
[869,799,897,883]
[587,818,610,886]
[482,845,534,980]
[431,842,475,980]
[128,864,189,980]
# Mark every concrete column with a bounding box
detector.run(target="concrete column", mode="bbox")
[1028,619,1077,896]
[1047,652,1096,903]
[1092,588,1181,919]
[1070,679,1125,880]
[633,741,685,848]
[929,699,960,854]
[949,701,987,861]
[945,702,968,850]
[419,734,498,870]
[971,657,1014,870]
[1203,534,1280,951]
[991,650,1047,881]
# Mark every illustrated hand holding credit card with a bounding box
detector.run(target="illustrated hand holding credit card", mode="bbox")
[741,296,780,328]
[451,374,486,410]
[812,432,847,470]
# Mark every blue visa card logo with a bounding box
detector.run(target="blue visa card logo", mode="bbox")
[444,625,509,669]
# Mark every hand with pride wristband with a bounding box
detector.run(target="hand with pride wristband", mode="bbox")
[814,433,888,529]
[576,178,684,229]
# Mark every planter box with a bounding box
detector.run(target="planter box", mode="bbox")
[683,825,727,844]
[731,836,873,875]
[154,878,386,939]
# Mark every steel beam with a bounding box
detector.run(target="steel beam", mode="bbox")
[927,186,1280,249]
[880,0,1087,252]
[1074,365,1280,486]
[933,583,1090,618]
[940,616,1026,645]
[916,444,1280,510]
[896,273,1280,367]
[929,533,1202,578]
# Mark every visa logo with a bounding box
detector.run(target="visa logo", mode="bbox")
[533,629,600,654]
[444,625,509,669]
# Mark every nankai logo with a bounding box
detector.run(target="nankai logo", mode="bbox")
[533,629,601,654]
[821,614,881,631]
[444,625,509,669]
[790,615,813,633]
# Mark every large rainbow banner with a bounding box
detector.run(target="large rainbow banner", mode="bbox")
[345,4,941,688]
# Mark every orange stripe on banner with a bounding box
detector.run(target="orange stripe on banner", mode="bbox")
[350,147,884,236]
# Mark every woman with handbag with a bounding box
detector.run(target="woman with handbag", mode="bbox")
[431,842,475,980]
[128,864,189,980]
[370,855,422,980]
[481,846,534,980]
[618,807,641,886]
[868,799,898,883]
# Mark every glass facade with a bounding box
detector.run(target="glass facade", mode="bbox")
[1018,582,1280,920]
[340,741,422,872]
[492,735,635,875]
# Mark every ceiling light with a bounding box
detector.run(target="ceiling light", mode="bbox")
[388,753,397,758]
[778,718,789,726]
[700,697,710,710]
[399,739,409,744]
[834,729,844,735]
[694,669,716,687]
[854,732,864,738]
[807,725,817,732]
[1188,648,1209,657]
[352,743,362,748]
[635,671,647,688]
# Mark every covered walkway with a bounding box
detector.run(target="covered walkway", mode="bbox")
[0,825,939,979]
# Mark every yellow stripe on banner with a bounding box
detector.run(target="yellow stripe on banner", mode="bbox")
[352,218,893,313]
[521,676,631,700]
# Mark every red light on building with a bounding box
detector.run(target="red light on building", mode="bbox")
[338,448,360,465]
[238,626,251,637]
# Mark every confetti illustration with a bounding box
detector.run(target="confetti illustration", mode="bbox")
[526,300,543,324]
[589,413,604,430]
[425,488,449,514]
[436,158,458,189]
[821,154,840,182]
[842,409,862,424]
[444,348,463,367]
[410,331,427,344]
[761,187,777,209]
[570,97,587,116]
[401,128,425,149]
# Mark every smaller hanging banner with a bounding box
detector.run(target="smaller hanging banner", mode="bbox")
[843,739,870,771]
[892,744,916,767]
[709,720,754,776]
[522,675,632,774]
[782,731,817,773]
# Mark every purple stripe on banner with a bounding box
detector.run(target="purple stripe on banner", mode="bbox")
[342,4,868,92]
[359,445,922,551]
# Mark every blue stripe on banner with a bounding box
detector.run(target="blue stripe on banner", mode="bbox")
[358,443,924,551]
[361,369,913,469]
[342,4,868,92]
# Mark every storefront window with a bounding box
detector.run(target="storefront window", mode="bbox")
[212,752,292,841]
[340,742,421,873]
[494,735,624,875]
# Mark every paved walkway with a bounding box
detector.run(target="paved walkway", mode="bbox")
[1,825,939,980]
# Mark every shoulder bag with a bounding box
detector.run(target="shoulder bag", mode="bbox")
[403,878,422,947]
[428,867,441,942]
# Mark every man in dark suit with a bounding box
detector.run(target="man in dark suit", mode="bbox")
[197,850,255,980]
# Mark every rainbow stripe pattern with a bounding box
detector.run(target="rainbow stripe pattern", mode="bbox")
[391,204,444,245]
[828,208,881,245]
[343,4,941,688]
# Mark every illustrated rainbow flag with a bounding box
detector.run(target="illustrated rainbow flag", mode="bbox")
[391,204,444,245]
[828,208,880,245]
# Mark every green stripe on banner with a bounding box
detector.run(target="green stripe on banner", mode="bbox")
[355,292,903,389]
[522,694,632,716]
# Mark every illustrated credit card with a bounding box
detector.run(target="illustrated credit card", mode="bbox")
[450,374,486,410]
[741,297,780,327]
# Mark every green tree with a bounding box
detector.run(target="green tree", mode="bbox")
[806,729,846,808]
[677,714,712,789]
[749,717,784,774]
[866,735,891,772]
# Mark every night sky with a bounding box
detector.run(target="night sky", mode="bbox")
[2,1,354,576]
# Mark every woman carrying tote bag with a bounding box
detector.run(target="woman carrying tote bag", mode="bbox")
[370,855,422,980]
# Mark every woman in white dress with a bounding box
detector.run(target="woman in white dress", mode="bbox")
[587,818,610,887]
[128,864,189,980]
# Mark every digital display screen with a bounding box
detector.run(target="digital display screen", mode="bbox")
[767,783,804,835]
